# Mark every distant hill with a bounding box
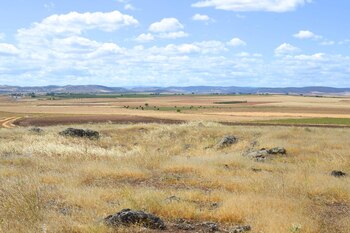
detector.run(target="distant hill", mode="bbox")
[0,85,127,94]
[1,85,350,95]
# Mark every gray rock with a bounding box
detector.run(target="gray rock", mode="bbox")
[199,222,219,232]
[104,209,166,230]
[230,225,251,233]
[246,147,286,161]
[59,128,99,139]
[218,136,238,148]
[29,127,44,133]
[174,219,196,231]
[331,170,347,177]
[267,147,286,155]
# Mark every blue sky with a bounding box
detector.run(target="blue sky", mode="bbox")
[0,0,349,87]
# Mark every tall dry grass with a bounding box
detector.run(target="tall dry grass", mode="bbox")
[0,122,349,232]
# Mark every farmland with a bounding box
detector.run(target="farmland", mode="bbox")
[0,94,349,233]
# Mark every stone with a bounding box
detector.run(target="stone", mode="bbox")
[29,127,44,133]
[104,209,166,230]
[331,170,347,177]
[230,225,251,233]
[218,136,238,148]
[267,147,286,155]
[59,128,100,139]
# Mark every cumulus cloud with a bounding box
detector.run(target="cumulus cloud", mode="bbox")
[192,0,312,12]
[192,14,211,21]
[227,37,246,47]
[149,18,184,33]
[0,43,20,55]
[293,30,321,39]
[136,33,155,42]
[275,43,300,56]
[17,11,138,38]
[144,18,188,40]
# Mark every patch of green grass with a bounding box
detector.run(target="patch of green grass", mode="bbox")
[260,117,350,125]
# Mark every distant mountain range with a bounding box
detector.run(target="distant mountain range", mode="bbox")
[1,85,350,95]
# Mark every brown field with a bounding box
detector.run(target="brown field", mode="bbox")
[1,94,350,127]
[0,94,349,233]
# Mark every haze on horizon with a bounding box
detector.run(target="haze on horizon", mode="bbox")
[0,0,349,87]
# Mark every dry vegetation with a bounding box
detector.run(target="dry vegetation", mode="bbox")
[0,122,349,232]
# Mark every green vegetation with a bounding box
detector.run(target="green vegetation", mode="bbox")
[261,117,350,125]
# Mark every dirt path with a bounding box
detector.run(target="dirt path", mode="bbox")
[0,117,21,128]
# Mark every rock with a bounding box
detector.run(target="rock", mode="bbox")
[229,225,251,233]
[165,195,181,203]
[218,136,238,148]
[174,219,196,231]
[59,128,100,139]
[267,147,286,155]
[331,170,347,177]
[104,209,166,230]
[29,127,44,133]
[246,147,286,161]
[199,222,219,232]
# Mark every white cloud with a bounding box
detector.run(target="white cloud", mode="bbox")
[0,43,20,55]
[293,30,321,40]
[136,33,155,42]
[158,31,188,39]
[192,14,210,21]
[192,0,312,12]
[17,11,138,38]
[294,53,325,61]
[227,37,246,47]
[320,40,335,46]
[275,43,300,56]
[124,4,136,10]
[149,18,184,33]
[146,18,188,40]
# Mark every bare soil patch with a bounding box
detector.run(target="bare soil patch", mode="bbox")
[15,115,184,127]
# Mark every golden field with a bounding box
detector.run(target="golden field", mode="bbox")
[0,122,349,233]
[0,94,349,232]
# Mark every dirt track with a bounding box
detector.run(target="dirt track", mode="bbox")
[0,117,21,128]
[12,115,350,129]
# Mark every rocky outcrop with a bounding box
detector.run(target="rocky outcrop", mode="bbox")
[331,170,347,177]
[104,209,166,230]
[59,128,100,139]
[218,136,238,148]
[246,147,286,161]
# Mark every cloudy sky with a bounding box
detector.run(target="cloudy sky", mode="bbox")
[0,0,349,87]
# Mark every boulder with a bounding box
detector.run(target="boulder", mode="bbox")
[267,147,286,155]
[218,136,238,148]
[29,127,44,133]
[331,170,347,177]
[246,147,286,161]
[59,128,100,139]
[230,225,251,233]
[104,209,166,230]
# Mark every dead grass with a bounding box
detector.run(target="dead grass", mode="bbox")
[0,122,349,232]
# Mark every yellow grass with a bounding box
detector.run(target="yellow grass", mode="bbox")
[0,122,349,232]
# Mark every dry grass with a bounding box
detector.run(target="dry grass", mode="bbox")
[0,122,349,233]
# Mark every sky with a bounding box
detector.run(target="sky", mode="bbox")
[0,0,349,87]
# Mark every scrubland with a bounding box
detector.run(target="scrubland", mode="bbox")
[0,122,349,232]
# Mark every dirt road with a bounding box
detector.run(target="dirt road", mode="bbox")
[0,117,21,128]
